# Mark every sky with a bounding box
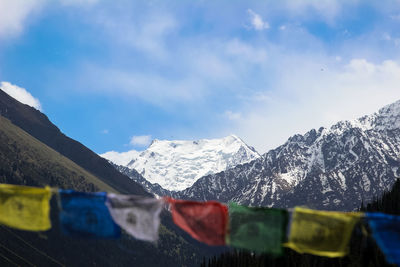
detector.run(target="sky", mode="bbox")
[0,0,400,154]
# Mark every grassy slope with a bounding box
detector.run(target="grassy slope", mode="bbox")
[0,115,116,192]
[0,89,148,196]
[0,115,215,266]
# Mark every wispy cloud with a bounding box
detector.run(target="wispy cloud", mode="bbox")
[0,81,42,111]
[225,39,268,63]
[226,58,400,152]
[2,0,400,155]
[60,0,99,6]
[282,0,342,24]
[130,135,152,147]
[95,10,178,59]
[224,110,242,121]
[80,65,206,107]
[382,33,400,47]
[390,13,400,20]
[0,0,45,38]
[247,9,269,30]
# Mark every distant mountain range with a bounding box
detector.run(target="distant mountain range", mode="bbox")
[170,100,400,211]
[111,99,400,211]
[101,135,260,191]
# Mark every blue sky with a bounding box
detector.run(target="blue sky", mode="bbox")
[1,0,400,154]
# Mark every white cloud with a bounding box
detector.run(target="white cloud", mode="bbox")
[282,0,343,24]
[226,58,400,153]
[0,0,100,38]
[60,0,99,6]
[96,11,177,59]
[225,39,268,63]
[130,135,152,147]
[78,37,271,107]
[224,110,242,121]
[0,0,45,38]
[382,33,400,47]
[0,81,42,111]
[22,0,397,155]
[247,9,269,30]
[101,129,109,134]
[81,65,205,107]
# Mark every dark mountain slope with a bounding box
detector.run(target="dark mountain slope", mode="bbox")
[0,115,115,192]
[362,178,400,215]
[0,114,215,267]
[0,89,147,195]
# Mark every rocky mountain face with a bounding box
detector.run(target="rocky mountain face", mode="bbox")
[102,135,260,192]
[113,164,170,196]
[173,100,400,211]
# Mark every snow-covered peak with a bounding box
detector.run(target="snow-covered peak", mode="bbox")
[373,99,400,130]
[145,135,255,158]
[100,150,140,166]
[319,100,400,135]
[101,135,260,191]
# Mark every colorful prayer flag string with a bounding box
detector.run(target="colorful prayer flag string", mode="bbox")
[0,183,399,265]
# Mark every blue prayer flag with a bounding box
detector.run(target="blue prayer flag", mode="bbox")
[59,190,121,238]
[366,212,400,266]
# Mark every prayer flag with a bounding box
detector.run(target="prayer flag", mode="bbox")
[106,193,163,242]
[366,212,400,266]
[166,197,228,246]
[285,207,361,257]
[227,203,288,255]
[0,184,51,231]
[59,190,121,238]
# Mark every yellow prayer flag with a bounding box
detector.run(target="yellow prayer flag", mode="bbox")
[284,207,362,257]
[0,184,52,231]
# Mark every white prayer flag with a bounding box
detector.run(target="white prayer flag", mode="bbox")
[106,193,164,242]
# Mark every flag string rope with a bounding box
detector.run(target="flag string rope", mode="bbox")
[0,225,65,267]
[0,241,36,267]
[0,183,398,266]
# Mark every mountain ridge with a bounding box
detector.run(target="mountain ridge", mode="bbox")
[0,88,148,196]
[170,100,400,211]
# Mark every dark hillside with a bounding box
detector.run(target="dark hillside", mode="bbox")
[0,115,215,266]
[361,179,400,215]
[0,89,147,195]
[0,115,115,192]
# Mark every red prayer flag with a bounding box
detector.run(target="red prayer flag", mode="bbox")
[166,197,228,246]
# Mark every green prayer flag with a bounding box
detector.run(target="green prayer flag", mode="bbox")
[227,203,288,255]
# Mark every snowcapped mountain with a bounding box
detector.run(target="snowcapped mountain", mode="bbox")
[173,100,400,211]
[101,135,260,191]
